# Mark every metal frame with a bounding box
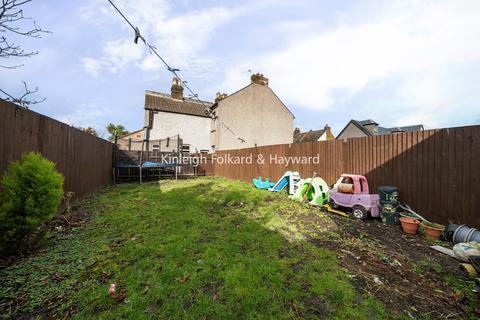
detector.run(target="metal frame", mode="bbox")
[113,132,181,184]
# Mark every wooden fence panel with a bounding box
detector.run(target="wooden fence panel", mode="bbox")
[0,100,113,201]
[1,99,478,226]
[211,126,480,227]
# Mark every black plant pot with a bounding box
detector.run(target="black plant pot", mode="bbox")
[443,224,459,242]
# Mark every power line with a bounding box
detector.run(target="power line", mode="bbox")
[106,0,246,144]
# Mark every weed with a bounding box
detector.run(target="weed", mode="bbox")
[413,258,443,274]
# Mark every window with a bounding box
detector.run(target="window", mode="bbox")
[341,177,353,184]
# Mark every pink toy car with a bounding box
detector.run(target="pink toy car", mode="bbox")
[329,174,380,219]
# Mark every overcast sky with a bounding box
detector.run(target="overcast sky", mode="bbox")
[1,0,479,138]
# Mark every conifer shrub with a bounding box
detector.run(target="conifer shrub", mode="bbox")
[0,152,64,254]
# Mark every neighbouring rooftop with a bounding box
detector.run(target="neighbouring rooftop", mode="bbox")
[144,90,213,118]
[293,125,334,143]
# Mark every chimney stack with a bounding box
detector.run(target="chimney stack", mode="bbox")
[323,124,334,140]
[171,77,184,100]
[250,73,269,86]
[294,127,301,136]
[215,92,228,103]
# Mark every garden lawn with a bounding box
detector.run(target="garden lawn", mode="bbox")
[0,177,387,319]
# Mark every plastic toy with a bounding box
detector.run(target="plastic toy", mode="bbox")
[252,177,275,190]
[292,176,330,206]
[323,203,349,218]
[252,171,302,195]
[329,174,380,219]
[269,171,302,195]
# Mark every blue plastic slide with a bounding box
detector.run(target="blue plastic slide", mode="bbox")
[269,171,294,193]
[253,171,301,195]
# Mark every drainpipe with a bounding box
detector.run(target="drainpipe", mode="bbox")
[145,109,153,155]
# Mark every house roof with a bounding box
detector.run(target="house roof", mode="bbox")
[144,90,213,118]
[350,120,377,136]
[118,128,143,139]
[387,125,424,132]
[356,119,378,126]
[337,119,424,139]
[294,128,328,143]
[209,83,295,118]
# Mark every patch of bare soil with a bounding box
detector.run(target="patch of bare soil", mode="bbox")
[304,213,480,319]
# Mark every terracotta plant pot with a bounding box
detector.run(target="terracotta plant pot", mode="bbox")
[422,222,445,240]
[399,217,421,235]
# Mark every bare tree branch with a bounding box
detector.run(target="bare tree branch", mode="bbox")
[0,0,50,67]
[0,81,46,108]
[0,0,49,107]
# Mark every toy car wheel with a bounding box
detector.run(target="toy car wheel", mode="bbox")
[328,198,339,209]
[352,205,368,220]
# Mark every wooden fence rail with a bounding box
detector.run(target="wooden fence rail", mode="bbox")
[0,100,113,201]
[213,126,480,227]
[1,99,478,227]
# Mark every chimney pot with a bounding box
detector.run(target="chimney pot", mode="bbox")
[250,73,269,86]
[171,77,184,100]
[294,127,301,136]
[215,92,228,103]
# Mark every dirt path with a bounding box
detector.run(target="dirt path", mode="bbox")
[281,205,480,319]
